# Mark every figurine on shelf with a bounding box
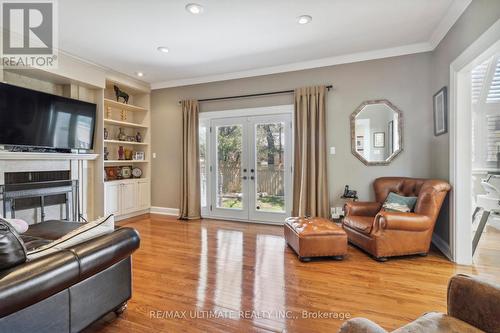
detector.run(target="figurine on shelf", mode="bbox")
[136,131,142,143]
[124,148,133,160]
[118,146,124,160]
[117,127,127,141]
[104,147,109,160]
[113,85,129,104]
[104,127,108,140]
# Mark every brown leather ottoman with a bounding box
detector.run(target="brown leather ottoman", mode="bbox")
[284,217,348,261]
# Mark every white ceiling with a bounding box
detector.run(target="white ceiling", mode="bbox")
[58,0,471,88]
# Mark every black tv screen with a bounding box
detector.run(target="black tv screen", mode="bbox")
[0,83,96,150]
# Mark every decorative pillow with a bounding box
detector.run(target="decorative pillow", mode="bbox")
[3,218,29,234]
[0,218,27,270]
[383,192,418,213]
[27,215,115,260]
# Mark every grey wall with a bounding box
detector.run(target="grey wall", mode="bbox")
[151,53,434,210]
[430,0,500,243]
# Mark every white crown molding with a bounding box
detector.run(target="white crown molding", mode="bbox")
[151,1,471,90]
[428,0,472,49]
[56,49,151,90]
[151,42,433,89]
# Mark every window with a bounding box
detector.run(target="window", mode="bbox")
[471,56,500,169]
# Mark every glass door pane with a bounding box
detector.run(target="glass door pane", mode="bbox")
[255,122,285,213]
[216,124,243,209]
[199,124,208,209]
[249,114,292,223]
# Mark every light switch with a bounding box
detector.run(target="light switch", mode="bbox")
[329,147,336,155]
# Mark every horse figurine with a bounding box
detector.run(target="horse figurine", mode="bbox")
[114,85,129,104]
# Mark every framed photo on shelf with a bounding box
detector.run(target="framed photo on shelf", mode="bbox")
[433,86,448,136]
[133,151,145,160]
[373,132,385,148]
[104,166,119,181]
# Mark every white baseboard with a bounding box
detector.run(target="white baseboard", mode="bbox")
[432,233,453,261]
[114,209,150,222]
[150,206,180,216]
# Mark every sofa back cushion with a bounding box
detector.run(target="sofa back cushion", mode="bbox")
[0,219,27,270]
[26,215,114,260]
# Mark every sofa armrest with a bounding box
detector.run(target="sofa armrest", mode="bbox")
[448,274,500,333]
[338,318,388,333]
[375,211,432,232]
[344,202,382,217]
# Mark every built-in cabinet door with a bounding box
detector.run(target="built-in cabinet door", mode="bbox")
[137,180,150,209]
[120,182,138,214]
[104,182,121,216]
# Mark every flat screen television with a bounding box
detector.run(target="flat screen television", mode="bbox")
[0,82,96,151]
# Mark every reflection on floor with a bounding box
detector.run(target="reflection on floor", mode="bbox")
[85,214,500,333]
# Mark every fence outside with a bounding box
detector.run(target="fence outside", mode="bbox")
[218,163,284,196]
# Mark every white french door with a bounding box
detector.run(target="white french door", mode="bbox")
[201,111,292,224]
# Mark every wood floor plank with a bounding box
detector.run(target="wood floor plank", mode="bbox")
[84,214,500,333]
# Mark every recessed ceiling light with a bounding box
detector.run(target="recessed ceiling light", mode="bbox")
[136,72,144,77]
[157,46,169,53]
[297,15,312,25]
[185,3,203,15]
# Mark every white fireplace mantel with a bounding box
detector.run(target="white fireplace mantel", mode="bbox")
[0,152,98,160]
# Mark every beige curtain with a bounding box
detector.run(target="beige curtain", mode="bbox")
[292,86,330,218]
[179,100,201,220]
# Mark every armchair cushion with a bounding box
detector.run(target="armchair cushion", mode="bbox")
[343,216,373,235]
[339,318,388,333]
[375,211,432,232]
[392,312,483,333]
[382,192,417,213]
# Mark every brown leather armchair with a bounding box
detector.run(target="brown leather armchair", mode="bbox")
[339,274,500,333]
[343,177,451,261]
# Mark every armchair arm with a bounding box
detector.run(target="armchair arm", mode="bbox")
[375,211,432,232]
[338,318,388,333]
[344,202,382,217]
[448,274,500,333]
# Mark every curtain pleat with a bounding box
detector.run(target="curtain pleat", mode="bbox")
[179,100,201,220]
[292,86,330,218]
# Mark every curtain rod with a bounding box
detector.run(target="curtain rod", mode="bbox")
[178,85,333,104]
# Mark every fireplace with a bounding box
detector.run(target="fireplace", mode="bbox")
[0,170,79,223]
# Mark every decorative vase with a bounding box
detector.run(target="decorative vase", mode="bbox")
[104,147,109,160]
[118,146,124,160]
[136,132,142,143]
[118,128,127,141]
[104,128,108,140]
[124,148,133,160]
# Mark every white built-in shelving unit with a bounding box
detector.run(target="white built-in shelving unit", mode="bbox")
[97,80,151,220]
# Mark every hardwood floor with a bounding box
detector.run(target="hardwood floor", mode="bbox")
[85,214,500,333]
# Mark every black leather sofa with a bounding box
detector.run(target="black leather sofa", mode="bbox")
[0,220,140,333]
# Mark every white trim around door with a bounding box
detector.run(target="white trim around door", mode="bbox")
[449,18,500,265]
[200,105,294,224]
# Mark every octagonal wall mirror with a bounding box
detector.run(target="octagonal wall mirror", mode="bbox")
[350,100,403,166]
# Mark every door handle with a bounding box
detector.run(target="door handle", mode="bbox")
[243,168,247,172]
[250,176,254,180]
[242,176,248,180]
[250,169,255,173]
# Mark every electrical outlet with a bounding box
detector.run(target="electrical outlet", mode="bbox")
[152,152,157,158]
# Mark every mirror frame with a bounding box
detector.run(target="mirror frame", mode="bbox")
[350,99,403,166]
